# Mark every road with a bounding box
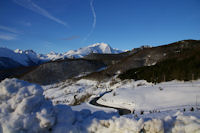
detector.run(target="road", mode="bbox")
[89,91,131,115]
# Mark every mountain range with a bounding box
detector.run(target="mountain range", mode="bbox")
[1,39,200,85]
[0,43,123,70]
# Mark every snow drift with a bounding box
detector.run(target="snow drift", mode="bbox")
[0,78,76,133]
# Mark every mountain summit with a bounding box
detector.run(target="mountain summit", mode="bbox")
[43,43,123,60]
[63,43,123,58]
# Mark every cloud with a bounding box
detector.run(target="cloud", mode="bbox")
[0,25,20,34]
[62,35,80,41]
[0,33,17,40]
[82,0,96,42]
[13,0,68,27]
[0,25,21,41]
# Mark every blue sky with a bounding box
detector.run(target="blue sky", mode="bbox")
[0,0,200,53]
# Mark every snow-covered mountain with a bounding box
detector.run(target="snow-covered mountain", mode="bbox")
[43,43,123,60]
[0,43,123,69]
[64,43,123,58]
[0,47,44,69]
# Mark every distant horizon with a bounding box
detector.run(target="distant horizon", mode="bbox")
[0,38,198,54]
[1,0,200,54]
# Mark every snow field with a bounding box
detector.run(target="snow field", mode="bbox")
[97,80,200,112]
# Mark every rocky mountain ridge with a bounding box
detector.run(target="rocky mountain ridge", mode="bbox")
[0,43,123,70]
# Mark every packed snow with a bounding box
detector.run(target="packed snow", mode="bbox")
[0,78,200,133]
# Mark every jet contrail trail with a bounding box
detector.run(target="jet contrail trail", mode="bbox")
[82,0,96,42]
[90,0,96,30]
[13,0,68,27]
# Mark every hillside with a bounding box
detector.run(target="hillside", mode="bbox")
[119,44,200,83]
[18,50,136,85]
[19,59,105,85]
[83,40,200,81]
[2,40,200,85]
[0,43,123,82]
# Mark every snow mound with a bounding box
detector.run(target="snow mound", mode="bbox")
[88,113,200,133]
[0,78,56,132]
[0,78,76,133]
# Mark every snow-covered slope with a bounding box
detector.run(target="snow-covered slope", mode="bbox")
[97,80,200,112]
[0,48,43,67]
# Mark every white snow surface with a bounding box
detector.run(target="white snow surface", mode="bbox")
[43,77,121,105]
[97,80,200,112]
[44,78,200,113]
[43,79,109,105]
[0,78,200,133]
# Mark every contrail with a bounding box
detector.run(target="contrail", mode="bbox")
[82,0,96,42]
[90,0,96,30]
[13,0,68,27]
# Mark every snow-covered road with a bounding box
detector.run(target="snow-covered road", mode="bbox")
[89,90,131,115]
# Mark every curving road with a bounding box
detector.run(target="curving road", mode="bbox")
[89,91,131,115]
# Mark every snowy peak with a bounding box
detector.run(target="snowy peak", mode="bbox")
[88,43,122,54]
[88,43,113,53]
[0,43,124,68]
[14,49,23,54]
[43,43,124,60]
[62,43,123,59]
[0,47,42,67]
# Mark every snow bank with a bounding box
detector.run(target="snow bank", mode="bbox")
[0,78,76,133]
[0,78,56,133]
[88,112,200,133]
